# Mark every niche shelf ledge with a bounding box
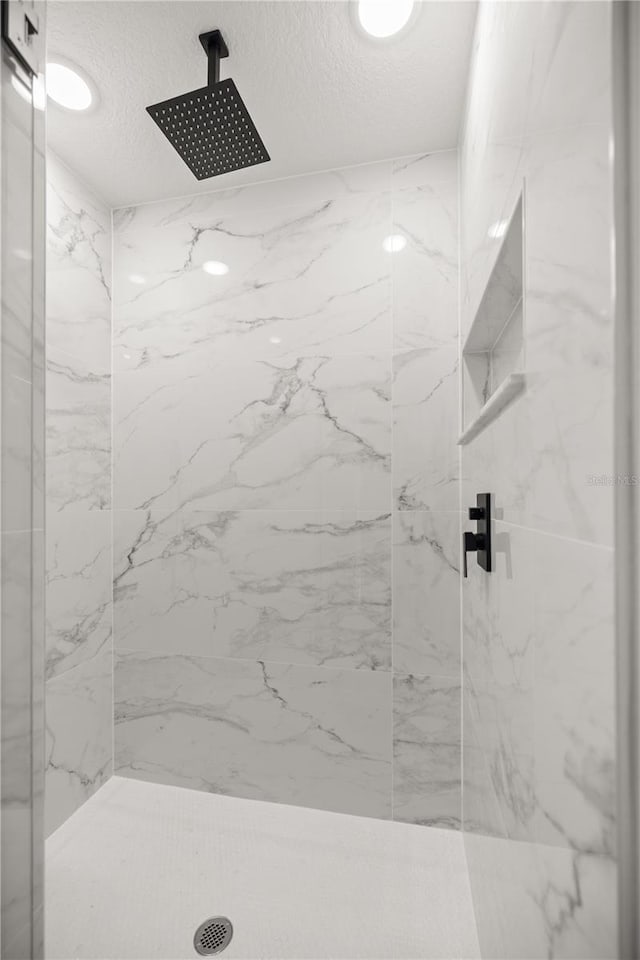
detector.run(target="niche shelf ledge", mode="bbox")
[457,373,526,446]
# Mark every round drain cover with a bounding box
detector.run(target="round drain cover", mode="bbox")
[193,917,233,956]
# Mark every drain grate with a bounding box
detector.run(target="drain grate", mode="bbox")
[194,917,233,956]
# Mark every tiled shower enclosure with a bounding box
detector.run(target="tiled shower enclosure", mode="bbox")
[37,2,625,958]
[45,151,461,828]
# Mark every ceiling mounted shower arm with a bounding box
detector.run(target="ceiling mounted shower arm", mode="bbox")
[146,26,269,181]
[199,30,229,87]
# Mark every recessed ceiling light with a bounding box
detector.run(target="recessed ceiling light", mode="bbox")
[47,61,93,111]
[202,260,229,276]
[357,0,415,39]
[129,274,146,285]
[383,234,407,253]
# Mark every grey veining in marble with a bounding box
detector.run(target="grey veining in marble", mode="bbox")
[46,510,112,680]
[111,153,461,823]
[531,533,615,857]
[393,674,461,829]
[393,511,460,677]
[392,164,458,354]
[115,509,390,671]
[46,347,110,512]
[114,187,391,370]
[116,352,391,512]
[45,651,113,837]
[465,831,616,960]
[460,3,617,955]
[393,346,459,512]
[47,151,111,372]
[45,152,113,841]
[115,651,392,819]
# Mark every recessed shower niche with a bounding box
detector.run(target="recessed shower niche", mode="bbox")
[459,192,525,444]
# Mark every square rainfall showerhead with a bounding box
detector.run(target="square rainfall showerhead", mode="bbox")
[146,30,270,181]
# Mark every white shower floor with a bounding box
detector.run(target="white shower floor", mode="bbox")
[45,776,480,960]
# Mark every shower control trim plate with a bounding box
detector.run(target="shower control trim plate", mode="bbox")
[463,492,492,576]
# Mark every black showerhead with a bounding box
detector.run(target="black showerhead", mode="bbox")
[146,30,270,181]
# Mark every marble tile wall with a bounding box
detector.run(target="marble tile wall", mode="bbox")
[45,152,113,836]
[112,152,460,823]
[1,49,46,958]
[459,3,617,957]
[390,153,461,828]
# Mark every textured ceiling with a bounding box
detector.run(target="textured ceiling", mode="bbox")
[47,0,476,208]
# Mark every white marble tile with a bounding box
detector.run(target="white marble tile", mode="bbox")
[115,353,390,511]
[114,158,391,233]
[115,509,390,670]
[393,675,461,830]
[46,152,111,372]
[44,154,113,846]
[393,346,458,511]
[454,0,615,953]
[46,346,110,512]
[531,535,615,857]
[463,521,538,840]
[462,690,507,839]
[526,0,612,134]
[462,520,535,688]
[392,151,458,191]
[460,29,614,550]
[459,377,530,529]
[462,521,537,843]
[462,128,615,540]
[461,139,526,336]
[490,298,523,392]
[114,189,391,368]
[393,511,460,677]
[46,510,112,680]
[115,652,391,819]
[463,671,536,843]
[523,123,614,547]
[392,164,458,353]
[462,523,615,880]
[464,832,616,960]
[464,192,522,358]
[111,153,461,829]
[45,651,113,837]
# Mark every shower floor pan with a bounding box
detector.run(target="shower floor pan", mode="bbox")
[46,776,479,960]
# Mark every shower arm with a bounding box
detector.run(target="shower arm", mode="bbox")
[199,30,230,87]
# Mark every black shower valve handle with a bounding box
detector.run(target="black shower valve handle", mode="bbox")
[463,531,486,578]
